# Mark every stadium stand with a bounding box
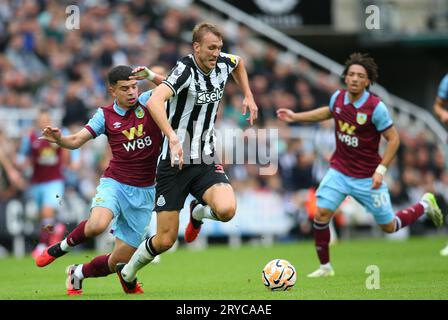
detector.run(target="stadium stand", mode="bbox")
[0,0,447,256]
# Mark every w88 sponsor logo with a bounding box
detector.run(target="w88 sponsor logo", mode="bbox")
[337,132,359,147]
[122,136,152,152]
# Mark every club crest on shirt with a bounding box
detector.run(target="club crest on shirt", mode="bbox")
[135,106,145,119]
[227,54,238,65]
[356,112,367,125]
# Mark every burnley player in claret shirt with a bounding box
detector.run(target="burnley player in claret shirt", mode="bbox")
[277,52,444,278]
[34,65,165,295]
[17,110,73,259]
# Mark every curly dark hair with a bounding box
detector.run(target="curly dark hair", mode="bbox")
[341,52,378,87]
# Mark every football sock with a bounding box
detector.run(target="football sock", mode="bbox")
[394,203,425,231]
[121,236,157,282]
[74,264,84,280]
[82,254,112,278]
[66,220,88,247]
[38,230,50,247]
[48,220,88,258]
[321,262,333,269]
[313,219,331,265]
[420,200,429,212]
[47,241,68,258]
[192,204,218,222]
[39,217,56,245]
[60,239,71,252]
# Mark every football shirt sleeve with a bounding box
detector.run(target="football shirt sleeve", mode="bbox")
[372,101,393,132]
[162,62,192,97]
[85,108,105,138]
[138,90,152,106]
[437,74,448,100]
[329,90,341,112]
[220,52,239,73]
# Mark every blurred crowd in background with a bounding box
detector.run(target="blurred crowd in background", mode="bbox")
[0,0,447,241]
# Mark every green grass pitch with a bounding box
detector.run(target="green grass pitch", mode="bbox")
[1,236,447,300]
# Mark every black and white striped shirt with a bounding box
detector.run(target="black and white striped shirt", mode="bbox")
[160,52,239,162]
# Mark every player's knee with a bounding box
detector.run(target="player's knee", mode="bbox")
[85,220,107,237]
[214,205,236,222]
[107,256,121,272]
[380,224,395,233]
[157,234,177,252]
[315,209,333,223]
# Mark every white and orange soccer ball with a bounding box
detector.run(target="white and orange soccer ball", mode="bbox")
[262,259,297,291]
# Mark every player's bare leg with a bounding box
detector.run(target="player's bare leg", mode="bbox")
[119,211,179,283]
[185,183,236,243]
[111,239,143,294]
[307,207,336,278]
[108,239,138,271]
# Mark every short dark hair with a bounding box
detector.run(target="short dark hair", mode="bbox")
[342,52,378,86]
[192,22,222,44]
[108,65,133,85]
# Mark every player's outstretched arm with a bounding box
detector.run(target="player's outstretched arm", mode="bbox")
[146,83,183,169]
[277,106,332,123]
[39,127,92,150]
[231,57,258,125]
[130,66,165,86]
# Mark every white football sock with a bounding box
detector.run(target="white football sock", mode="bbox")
[74,264,84,280]
[60,238,72,252]
[419,200,429,213]
[320,262,332,269]
[121,240,154,282]
[192,204,218,221]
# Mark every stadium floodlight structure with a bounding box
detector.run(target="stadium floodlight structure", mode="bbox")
[196,0,448,152]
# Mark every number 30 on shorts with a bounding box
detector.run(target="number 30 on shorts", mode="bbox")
[371,192,389,208]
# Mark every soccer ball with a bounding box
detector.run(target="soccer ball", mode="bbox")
[262,259,297,291]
